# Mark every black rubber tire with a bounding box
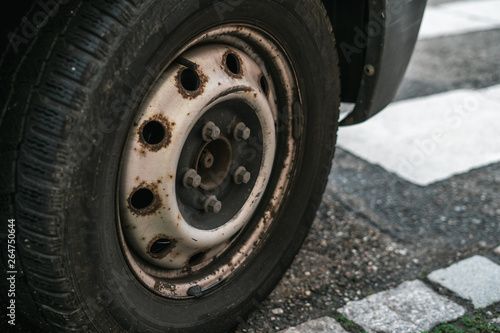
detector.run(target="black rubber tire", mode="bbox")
[0,0,340,332]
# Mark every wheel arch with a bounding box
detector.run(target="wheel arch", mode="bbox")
[321,0,426,126]
[321,0,367,105]
[2,0,425,127]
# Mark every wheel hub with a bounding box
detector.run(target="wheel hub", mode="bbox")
[119,44,276,269]
[193,135,232,190]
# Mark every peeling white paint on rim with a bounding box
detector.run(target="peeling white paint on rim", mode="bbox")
[120,45,276,269]
[116,25,300,298]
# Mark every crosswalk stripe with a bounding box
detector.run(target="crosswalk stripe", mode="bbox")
[419,0,500,39]
[337,84,500,186]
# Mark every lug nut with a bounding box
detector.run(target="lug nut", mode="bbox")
[233,122,251,141]
[183,169,201,188]
[201,121,220,141]
[204,195,222,214]
[234,166,251,184]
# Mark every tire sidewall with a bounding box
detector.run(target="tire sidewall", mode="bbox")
[65,1,338,331]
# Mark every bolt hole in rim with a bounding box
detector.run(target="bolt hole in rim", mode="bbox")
[130,188,155,210]
[142,121,166,145]
[225,52,241,75]
[118,25,300,298]
[180,68,200,91]
[150,238,172,256]
[189,251,207,265]
[260,75,269,95]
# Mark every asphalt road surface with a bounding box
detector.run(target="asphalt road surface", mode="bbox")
[237,0,500,331]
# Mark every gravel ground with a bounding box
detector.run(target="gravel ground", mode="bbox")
[236,149,500,332]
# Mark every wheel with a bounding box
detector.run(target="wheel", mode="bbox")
[0,0,340,331]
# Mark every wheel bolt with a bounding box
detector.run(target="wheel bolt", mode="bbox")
[201,121,220,141]
[234,166,251,184]
[183,169,201,188]
[233,122,251,141]
[200,151,214,169]
[204,195,222,213]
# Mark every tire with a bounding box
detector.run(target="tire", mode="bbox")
[0,0,340,332]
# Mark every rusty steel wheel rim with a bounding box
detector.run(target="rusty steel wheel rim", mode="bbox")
[117,25,300,299]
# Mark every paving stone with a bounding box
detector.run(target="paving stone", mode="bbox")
[428,255,500,308]
[338,280,465,333]
[280,317,348,333]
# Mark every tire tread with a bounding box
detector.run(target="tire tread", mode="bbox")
[1,1,147,331]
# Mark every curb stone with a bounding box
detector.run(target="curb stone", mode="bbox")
[282,254,500,333]
[428,255,500,309]
[280,317,348,333]
[338,280,465,333]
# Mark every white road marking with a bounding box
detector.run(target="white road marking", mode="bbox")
[337,84,500,186]
[419,0,500,39]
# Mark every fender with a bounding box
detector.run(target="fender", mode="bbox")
[323,0,427,125]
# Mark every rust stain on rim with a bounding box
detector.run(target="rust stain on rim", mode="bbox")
[175,65,208,99]
[147,235,177,259]
[127,181,162,216]
[221,49,244,79]
[137,114,174,152]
